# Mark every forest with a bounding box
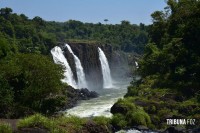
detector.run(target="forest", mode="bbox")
[0,0,200,132]
[112,0,200,131]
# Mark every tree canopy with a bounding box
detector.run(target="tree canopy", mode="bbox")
[139,0,200,96]
[0,54,66,117]
[0,7,148,55]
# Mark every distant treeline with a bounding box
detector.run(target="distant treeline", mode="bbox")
[0,7,148,57]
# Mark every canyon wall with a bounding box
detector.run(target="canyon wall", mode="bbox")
[59,42,130,90]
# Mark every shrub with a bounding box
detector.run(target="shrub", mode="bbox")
[56,115,86,131]
[125,86,139,97]
[17,113,64,133]
[41,95,67,115]
[157,108,173,121]
[111,113,127,130]
[126,110,151,127]
[117,98,136,110]
[0,123,12,133]
[92,116,111,125]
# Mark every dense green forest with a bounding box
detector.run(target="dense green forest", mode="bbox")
[0,7,148,56]
[112,0,200,130]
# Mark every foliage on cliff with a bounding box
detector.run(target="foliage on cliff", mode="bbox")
[112,0,200,130]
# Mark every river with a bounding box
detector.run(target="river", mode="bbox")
[65,78,131,117]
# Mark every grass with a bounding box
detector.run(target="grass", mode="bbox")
[0,123,12,133]
[17,113,66,133]
[92,116,111,126]
[17,114,53,129]
[55,115,86,132]
[111,113,127,129]
[17,114,114,133]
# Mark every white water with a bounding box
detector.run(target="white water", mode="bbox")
[51,46,77,88]
[116,129,141,133]
[98,47,113,88]
[65,44,88,89]
[65,79,130,117]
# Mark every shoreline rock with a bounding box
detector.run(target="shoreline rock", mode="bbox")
[63,86,98,110]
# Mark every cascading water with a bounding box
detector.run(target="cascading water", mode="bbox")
[51,46,77,88]
[98,47,113,88]
[65,44,88,89]
[66,46,132,118]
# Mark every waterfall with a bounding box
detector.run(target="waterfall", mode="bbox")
[51,46,77,88]
[65,44,88,89]
[98,47,113,88]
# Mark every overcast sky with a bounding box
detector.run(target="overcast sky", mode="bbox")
[0,0,167,24]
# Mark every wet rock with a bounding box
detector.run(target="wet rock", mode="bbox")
[134,125,149,131]
[78,88,98,100]
[64,86,98,109]
[110,102,128,115]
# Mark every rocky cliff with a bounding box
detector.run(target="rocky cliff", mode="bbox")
[58,42,132,90]
[61,42,112,90]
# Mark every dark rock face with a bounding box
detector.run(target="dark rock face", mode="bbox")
[78,88,99,100]
[110,102,129,115]
[58,42,132,90]
[62,42,113,90]
[64,86,98,109]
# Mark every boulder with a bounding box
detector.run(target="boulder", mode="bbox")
[110,103,128,115]
[64,86,98,110]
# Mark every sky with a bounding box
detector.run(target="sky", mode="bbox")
[0,0,167,25]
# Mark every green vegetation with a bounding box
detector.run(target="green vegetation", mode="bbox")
[92,116,111,126]
[16,114,112,133]
[17,114,66,133]
[0,123,12,133]
[0,7,148,55]
[111,98,151,130]
[17,114,54,130]
[111,113,127,129]
[55,115,87,132]
[0,54,66,118]
[1,0,200,131]
[114,0,200,130]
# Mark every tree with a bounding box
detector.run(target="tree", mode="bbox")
[0,7,13,18]
[139,0,200,96]
[0,54,65,113]
[104,19,108,24]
